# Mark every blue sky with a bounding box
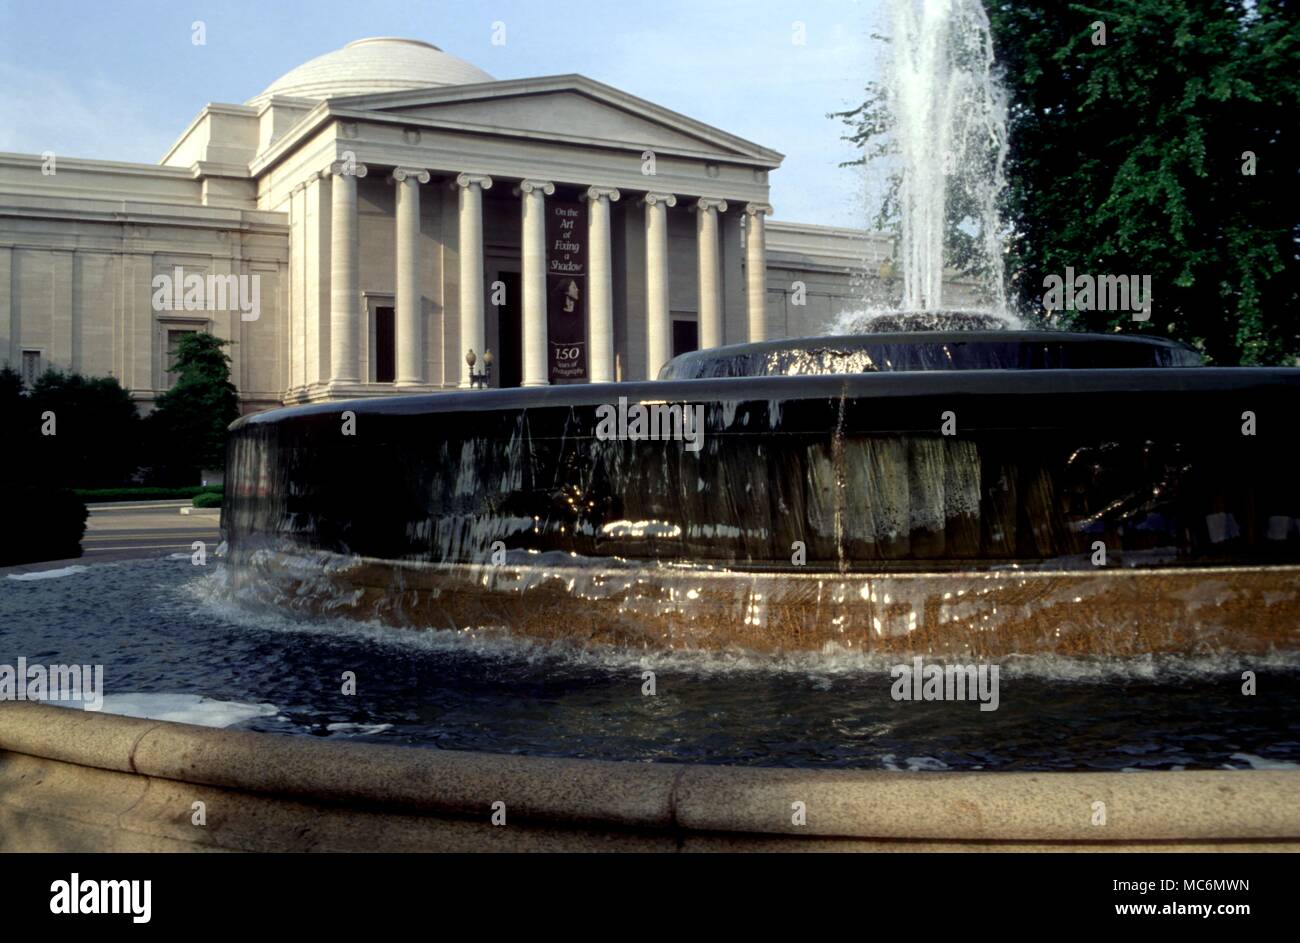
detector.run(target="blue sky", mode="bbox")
[0,0,883,227]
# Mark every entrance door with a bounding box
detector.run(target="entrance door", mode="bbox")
[374,306,395,383]
[672,318,699,358]
[496,271,523,388]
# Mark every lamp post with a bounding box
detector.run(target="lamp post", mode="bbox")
[466,348,493,389]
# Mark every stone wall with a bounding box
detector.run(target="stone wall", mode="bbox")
[0,154,289,414]
[3,702,1297,852]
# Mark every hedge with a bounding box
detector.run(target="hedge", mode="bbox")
[1,488,88,566]
[73,485,223,503]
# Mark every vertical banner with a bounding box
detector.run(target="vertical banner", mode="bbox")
[546,199,587,381]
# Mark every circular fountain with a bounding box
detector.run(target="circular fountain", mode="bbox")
[222,319,1300,656]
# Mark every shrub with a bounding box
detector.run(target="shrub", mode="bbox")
[28,370,141,488]
[1,487,87,566]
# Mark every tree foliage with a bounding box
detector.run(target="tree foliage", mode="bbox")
[0,366,94,564]
[838,0,1299,364]
[29,370,141,487]
[0,366,140,488]
[146,332,240,482]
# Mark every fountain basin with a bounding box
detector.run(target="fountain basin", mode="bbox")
[659,330,1202,379]
[223,338,1300,652]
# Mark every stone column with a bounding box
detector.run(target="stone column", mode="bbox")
[517,179,554,387]
[641,191,676,379]
[744,202,773,343]
[391,167,430,387]
[329,159,368,383]
[584,186,620,383]
[454,173,492,388]
[695,198,728,350]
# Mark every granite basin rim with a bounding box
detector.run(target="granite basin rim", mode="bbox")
[2,702,1298,851]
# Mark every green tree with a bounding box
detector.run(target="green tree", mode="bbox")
[0,366,37,485]
[0,366,89,565]
[147,333,240,483]
[28,369,140,487]
[838,0,1299,364]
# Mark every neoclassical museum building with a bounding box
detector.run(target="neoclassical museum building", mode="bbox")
[0,37,929,413]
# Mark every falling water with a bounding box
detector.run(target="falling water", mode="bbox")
[852,0,1011,325]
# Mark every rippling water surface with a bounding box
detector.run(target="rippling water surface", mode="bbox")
[3,556,1298,772]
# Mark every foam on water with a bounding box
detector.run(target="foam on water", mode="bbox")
[1225,753,1300,771]
[824,306,1023,335]
[326,722,396,736]
[88,693,279,728]
[183,562,1300,684]
[7,565,90,581]
[881,754,951,771]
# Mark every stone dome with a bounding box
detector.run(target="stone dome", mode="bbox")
[247,38,494,106]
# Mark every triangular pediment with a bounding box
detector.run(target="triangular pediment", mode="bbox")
[329,76,783,166]
[396,90,730,154]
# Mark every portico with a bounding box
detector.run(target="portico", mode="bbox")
[244,46,783,400]
[0,37,945,415]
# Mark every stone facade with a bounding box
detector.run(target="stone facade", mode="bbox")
[0,37,962,414]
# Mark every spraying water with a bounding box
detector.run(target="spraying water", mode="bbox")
[890,0,1009,312]
[832,0,1012,332]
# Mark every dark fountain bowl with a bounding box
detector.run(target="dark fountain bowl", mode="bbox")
[659,328,1202,379]
[223,319,1300,656]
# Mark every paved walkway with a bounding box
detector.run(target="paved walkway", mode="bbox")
[82,500,222,561]
[1,500,222,575]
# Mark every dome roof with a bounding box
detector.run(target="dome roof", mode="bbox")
[248,38,494,106]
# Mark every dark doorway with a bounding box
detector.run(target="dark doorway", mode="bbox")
[672,319,699,358]
[375,306,395,383]
[496,271,523,388]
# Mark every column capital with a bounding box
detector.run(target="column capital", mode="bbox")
[328,160,368,178]
[695,197,729,213]
[389,167,431,184]
[744,202,774,217]
[640,192,677,208]
[584,185,621,203]
[453,172,493,191]
[515,179,556,196]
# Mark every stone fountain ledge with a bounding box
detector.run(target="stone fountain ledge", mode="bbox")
[2,703,1297,852]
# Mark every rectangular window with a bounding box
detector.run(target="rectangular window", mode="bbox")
[374,306,395,383]
[165,330,197,387]
[21,350,41,387]
[672,319,699,358]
